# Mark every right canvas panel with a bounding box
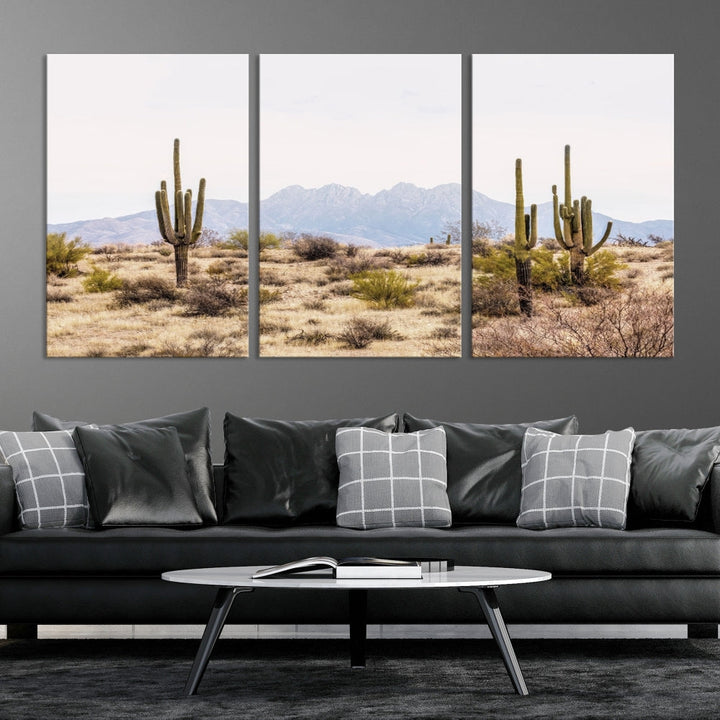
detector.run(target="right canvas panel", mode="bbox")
[472,55,674,357]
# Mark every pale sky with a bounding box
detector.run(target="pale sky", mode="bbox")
[47,54,248,224]
[260,54,461,198]
[47,54,672,225]
[473,54,674,222]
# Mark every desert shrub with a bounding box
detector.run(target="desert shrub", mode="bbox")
[472,277,520,317]
[46,232,92,277]
[224,229,282,252]
[472,287,673,358]
[82,265,123,293]
[403,250,448,267]
[345,244,359,257]
[656,240,674,261]
[207,259,246,281]
[183,278,245,316]
[473,246,515,279]
[351,269,419,309]
[325,252,386,280]
[471,237,492,256]
[430,324,458,340]
[338,317,401,349]
[116,275,177,306]
[292,234,339,261]
[288,329,331,346]
[584,250,626,288]
[46,287,74,303]
[259,288,282,304]
[259,269,288,286]
[157,246,173,257]
[303,298,327,311]
[564,285,615,307]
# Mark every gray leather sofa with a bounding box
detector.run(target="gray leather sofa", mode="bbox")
[2,463,720,637]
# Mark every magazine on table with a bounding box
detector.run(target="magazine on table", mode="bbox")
[253,556,424,579]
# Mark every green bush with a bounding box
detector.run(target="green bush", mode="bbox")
[530,248,569,291]
[223,229,281,252]
[472,246,515,279]
[585,250,626,288]
[403,250,448,267]
[83,265,123,293]
[46,232,92,277]
[351,269,419,309]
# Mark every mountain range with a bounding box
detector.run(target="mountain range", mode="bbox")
[47,183,674,248]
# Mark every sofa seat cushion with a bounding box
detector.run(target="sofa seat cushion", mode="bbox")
[1,525,719,577]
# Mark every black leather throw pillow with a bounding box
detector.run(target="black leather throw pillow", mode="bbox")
[33,408,217,524]
[631,427,720,522]
[223,413,400,526]
[73,424,203,528]
[402,414,579,524]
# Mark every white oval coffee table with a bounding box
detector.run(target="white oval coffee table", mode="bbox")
[162,565,551,697]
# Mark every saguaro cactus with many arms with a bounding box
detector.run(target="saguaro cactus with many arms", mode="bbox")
[155,138,206,287]
[514,158,537,317]
[552,144,612,285]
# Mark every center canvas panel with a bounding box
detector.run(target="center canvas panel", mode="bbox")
[47,54,249,358]
[259,54,461,357]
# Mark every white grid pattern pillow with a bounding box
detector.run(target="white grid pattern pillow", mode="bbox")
[517,427,636,530]
[0,430,90,529]
[335,426,451,530]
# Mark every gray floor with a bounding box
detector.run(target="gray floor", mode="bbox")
[1,623,698,640]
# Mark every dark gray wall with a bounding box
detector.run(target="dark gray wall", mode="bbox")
[0,0,716,459]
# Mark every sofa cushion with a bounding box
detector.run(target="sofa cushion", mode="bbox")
[0,430,90,529]
[32,408,216,524]
[631,427,720,523]
[73,424,203,527]
[517,427,636,530]
[1,524,719,576]
[335,427,451,529]
[223,413,400,526]
[402,414,579,523]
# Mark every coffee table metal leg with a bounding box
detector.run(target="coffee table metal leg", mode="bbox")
[185,587,252,696]
[349,588,368,668]
[459,587,529,696]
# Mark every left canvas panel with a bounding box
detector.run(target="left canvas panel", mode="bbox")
[47,55,249,357]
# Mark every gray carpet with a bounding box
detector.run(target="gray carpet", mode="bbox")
[1,638,719,719]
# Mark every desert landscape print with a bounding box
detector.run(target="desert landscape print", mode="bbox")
[259,54,461,357]
[471,54,674,357]
[46,54,249,357]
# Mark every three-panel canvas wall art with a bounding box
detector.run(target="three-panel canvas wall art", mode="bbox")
[46,54,673,358]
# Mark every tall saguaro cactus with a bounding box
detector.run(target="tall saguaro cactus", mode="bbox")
[552,145,612,285]
[155,138,206,287]
[514,158,537,317]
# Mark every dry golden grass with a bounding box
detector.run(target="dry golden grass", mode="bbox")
[46,244,248,357]
[259,244,461,357]
[472,244,674,357]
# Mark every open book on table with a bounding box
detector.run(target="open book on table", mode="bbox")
[253,556,424,579]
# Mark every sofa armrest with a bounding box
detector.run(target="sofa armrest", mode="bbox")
[0,464,16,535]
[711,463,720,534]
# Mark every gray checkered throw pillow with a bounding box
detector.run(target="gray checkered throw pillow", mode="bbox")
[517,427,636,530]
[335,426,451,530]
[0,430,90,529]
